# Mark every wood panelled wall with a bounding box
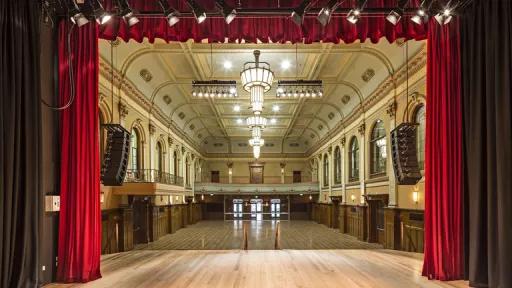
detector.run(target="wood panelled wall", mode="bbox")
[101,203,203,255]
[312,203,424,253]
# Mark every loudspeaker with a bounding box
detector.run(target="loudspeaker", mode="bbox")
[101,124,130,186]
[391,122,422,185]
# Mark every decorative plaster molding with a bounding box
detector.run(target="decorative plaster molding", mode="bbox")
[148,123,156,135]
[118,102,129,119]
[386,101,397,118]
[358,123,366,135]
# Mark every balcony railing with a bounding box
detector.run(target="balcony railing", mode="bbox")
[194,182,319,195]
[125,169,183,186]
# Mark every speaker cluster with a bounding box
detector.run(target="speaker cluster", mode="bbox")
[101,124,131,186]
[391,122,422,185]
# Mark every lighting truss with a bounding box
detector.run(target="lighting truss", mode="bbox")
[275,80,323,98]
[191,80,238,98]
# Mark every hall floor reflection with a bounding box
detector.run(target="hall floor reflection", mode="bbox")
[135,220,382,250]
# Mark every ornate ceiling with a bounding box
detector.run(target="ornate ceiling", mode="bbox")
[99,38,425,156]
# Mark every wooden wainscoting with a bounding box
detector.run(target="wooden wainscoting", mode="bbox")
[400,210,424,253]
[150,206,169,242]
[101,207,133,255]
[338,204,348,233]
[346,205,367,241]
[188,203,203,224]
[383,208,401,250]
[311,203,332,227]
[169,205,184,234]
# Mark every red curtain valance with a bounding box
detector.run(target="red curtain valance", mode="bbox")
[99,0,427,43]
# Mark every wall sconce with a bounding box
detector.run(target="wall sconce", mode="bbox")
[309,195,313,201]
[281,168,284,173]
[412,191,419,204]
[228,169,233,175]
[201,194,204,200]
[100,192,105,204]
[350,194,356,202]
[360,195,365,204]
[300,193,304,196]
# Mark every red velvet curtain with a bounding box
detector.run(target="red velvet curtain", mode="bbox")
[57,21,102,283]
[422,18,464,281]
[100,0,427,43]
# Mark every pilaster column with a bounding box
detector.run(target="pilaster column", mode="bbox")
[358,123,366,205]
[280,162,286,184]
[148,123,156,170]
[386,102,398,206]
[227,161,233,184]
[328,146,333,202]
[340,136,347,204]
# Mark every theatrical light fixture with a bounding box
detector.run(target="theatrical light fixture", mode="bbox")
[347,0,367,25]
[291,0,311,26]
[317,0,340,27]
[158,0,180,27]
[386,0,407,26]
[216,0,237,24]
[68,0,89,27]
[434,7,453,25]
[186,0,207,24]
[191,80,238,98]
[275,80,323,98]
[410,0,428,25]
[92,0,112,25]
[117,0,139,27]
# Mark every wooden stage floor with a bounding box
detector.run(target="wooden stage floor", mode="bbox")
[46,249,468,288]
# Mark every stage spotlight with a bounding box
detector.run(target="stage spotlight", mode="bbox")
[386,0,407,26]
[92,0,111,25]
[411,7,427,25]
[386,10,402,25]
[347,0,367,24]
[117,0,139,27]
[216,0,236,24]
[186,0,207,24]
[317,0,340,27]
[291,0,311,26]
[158,0,180,27]
[68,0,89,27]
[434,7,453,25]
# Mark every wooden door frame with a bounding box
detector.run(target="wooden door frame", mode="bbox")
[248,162,265,184]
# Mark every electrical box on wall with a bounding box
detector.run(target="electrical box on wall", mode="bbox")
[45,195,60,212]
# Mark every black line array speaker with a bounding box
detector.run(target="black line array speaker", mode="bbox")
[391,122,422,185]
[101,124,130,186]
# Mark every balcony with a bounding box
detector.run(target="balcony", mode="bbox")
[113,169,188,196]
[194,182,320,195]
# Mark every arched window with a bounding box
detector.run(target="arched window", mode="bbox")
[370,120,387,176]
[323,154,329,187]
[156,142,163,172]
[130,129,141,171]
[415,105,426,170]
[349,137,359,181]
[334,146,341,184]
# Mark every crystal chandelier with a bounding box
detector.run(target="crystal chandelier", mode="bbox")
[240,50,274,159]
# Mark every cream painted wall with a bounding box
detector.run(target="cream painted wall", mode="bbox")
[309,52,427,210]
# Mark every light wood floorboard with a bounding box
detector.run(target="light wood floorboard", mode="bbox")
[45,250,468,288]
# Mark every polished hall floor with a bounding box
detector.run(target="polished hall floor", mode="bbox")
[46,249,468,288]
[135,220,383,250]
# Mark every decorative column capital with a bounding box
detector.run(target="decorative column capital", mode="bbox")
[118,102,129,119]
[227,161,234,169]
[327,146,333,154]
[280,162,286,169]
[148,123,156,135]
[358,123,366,135]
[386,101,397,118]
[340,136,346,146]
[168,136,173,146]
